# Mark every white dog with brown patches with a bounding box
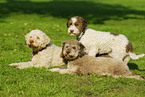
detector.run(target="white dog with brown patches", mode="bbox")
[50,40,144,81]
[9,29,65,69]
[67,16,144,64]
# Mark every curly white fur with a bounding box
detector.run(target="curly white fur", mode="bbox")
[80,29,144,63]
[9,29,65,69]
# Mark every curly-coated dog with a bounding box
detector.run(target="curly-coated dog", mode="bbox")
[9,29,65,69]
[67,16,144,64]
[50,39,144,81]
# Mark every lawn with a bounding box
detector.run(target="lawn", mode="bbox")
[0,0,145,96]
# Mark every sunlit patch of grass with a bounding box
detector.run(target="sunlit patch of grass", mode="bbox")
[0,0,145,96]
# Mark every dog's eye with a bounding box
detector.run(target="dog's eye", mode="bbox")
[30,36,32,38]
[73,47,76,49]
[65,46,69,48]
[70,23,72,25]
[75,23,78,26]
[37,37,40,39]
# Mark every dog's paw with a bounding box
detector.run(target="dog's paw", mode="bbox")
[49,68,61,72]
[140,54,145,58]
[16,64,32,69]
[16,66,25,69]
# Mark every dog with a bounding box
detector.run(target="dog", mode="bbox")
[9,29,65,69]
[49,39,144,81]
[67,16,145,64]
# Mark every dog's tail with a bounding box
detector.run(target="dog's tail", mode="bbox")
[129,52,145,60]
[126,41,144,60]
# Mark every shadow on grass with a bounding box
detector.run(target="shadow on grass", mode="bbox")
[128,63,145,71]
[0,0,145,23]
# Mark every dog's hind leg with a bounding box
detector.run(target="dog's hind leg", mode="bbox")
[123,55,130,64]
[49,68,74,74]
[125,74,144,81]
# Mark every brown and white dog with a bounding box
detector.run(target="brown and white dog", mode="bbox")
[67,16,145,64]
[49,39,144,81]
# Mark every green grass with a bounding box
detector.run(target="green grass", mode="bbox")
[0,0,145,96]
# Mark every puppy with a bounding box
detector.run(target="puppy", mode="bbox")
[67,16,145,64]
[9,29,65,69]
[50,39,144,81]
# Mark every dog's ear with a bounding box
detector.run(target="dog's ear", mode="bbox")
[67,21,69,28]
[25,33,28,41]
[79,42,86,57]
[60,41,66,58]
[80,17,88,32]
[25,33,29,45]
[45,35,50,44]
[67,19,72,28]
[42,34,50,48]
[82,19,88,28]
[60,41,68,64]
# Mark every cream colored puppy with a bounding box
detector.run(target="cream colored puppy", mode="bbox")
[50,39,144,81]
[9,29,65,69]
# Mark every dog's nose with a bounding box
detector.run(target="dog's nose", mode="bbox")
[70,30,74,33]
[66,51,70,54]
[30,40,34,43]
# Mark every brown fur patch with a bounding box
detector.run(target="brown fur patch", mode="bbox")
[67,19,72,28]
[126,41,133,53]
[110,32,119,36]
[75,16,88,33]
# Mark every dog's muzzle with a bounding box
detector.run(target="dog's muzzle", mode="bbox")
[64,53,75,59]
[69,30,74,34]
[28,43,37,48]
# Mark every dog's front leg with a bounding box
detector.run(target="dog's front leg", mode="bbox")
[88,47,98,57]
[9,62,28,66]
[16,62,33,69]
[49,68,74,74]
